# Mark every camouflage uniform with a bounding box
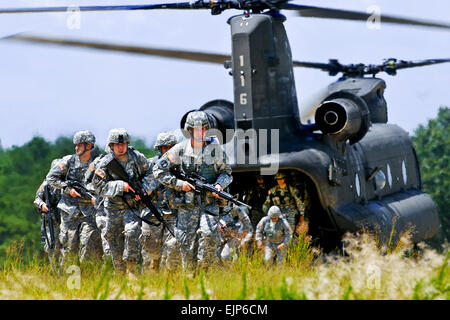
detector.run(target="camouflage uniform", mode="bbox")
[159,191,181,271]
[140,132,179,271]
[219,204,253,261]
[244,176,269,229]
[256,206,292,264]
[92,129,153,271]
[46,131,102,263]
[139,156,166,270]
[34,178,62,264]
[84,153,111,260]
[153,111,233,270]
[262,173,305,232]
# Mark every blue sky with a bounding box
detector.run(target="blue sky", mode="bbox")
[0,0,449,148]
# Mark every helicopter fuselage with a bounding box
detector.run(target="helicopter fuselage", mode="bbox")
[193,12,440,249]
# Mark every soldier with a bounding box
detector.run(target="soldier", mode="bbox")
[262,172,308,237]
[153,111,233,271]
[34,158,62,265]
[219,204,253,262]
[46,131,102,264]
[255,206,292,264]
[140,131,178,272]
[92,128,153,278]
[244,175,269,229]
[84,149,110,262]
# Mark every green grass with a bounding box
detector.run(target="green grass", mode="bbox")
[0,233,448,300]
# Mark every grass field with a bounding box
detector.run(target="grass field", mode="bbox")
[1,233,448,300]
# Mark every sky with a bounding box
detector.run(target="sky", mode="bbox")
[0,0,449,149]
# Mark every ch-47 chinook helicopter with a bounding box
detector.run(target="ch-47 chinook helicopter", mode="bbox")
[2,1,450,251]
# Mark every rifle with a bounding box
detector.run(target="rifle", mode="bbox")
[42,184,56,250]
[66,180,96,201]
[170,170,252,210]
[106,157,175,237]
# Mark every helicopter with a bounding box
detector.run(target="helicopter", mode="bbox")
[2,1,449,251]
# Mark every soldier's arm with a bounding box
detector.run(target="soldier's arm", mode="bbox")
[145,157,162,197]
[292,186,305,216]
[134,151,156,194]
[153,144,185,191]
[282,218,294,244]
[33,183,46,210]
[255,218,266,243]
[235,205,253,235]
[213,149,233,189]
[46,156,71,195]
[92,159,124,198]
[84,158,100,193]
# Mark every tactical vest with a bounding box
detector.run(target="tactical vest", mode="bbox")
[269,185,296,208]
[178,140,217,184]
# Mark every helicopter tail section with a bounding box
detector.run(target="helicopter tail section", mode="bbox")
[332,189,440,245]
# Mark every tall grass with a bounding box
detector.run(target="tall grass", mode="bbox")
[0,232,448,300]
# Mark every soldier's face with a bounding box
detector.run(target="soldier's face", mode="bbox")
[75,143,92,156]
[276,178,285,186]
[270,217,279,223]
[257,178,264,185]
[191,126,207,141]
[161,145,174,155]
[112,142,128,156]
[75,143,85,155]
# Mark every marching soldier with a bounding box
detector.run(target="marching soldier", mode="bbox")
[262,172,308,237]
[84,149,110,262]
[255,206,292,264]
[46,130,102,264]
[34,158,62,265]
[92,128,153,278]
[153,111,233,271]
[219,204,253,262]
[140,131,178,271]
[244,175,269,229]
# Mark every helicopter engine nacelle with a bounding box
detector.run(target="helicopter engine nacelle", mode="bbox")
[315,93,370,144]
[180,99,235,144]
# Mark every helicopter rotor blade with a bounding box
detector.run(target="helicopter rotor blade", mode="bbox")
[0,2,208,14]
[293,58,450,77]
[6,35,449,76]
[4,34,231,64]
[282,3,450,30]
[384,58,450,71]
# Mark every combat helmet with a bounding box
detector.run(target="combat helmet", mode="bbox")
[268,206,281,218]
[73,130,95,145]
[154,132,178,152]
[274,172,286,180]
[107,128,130,145]
[184,111,210,131]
